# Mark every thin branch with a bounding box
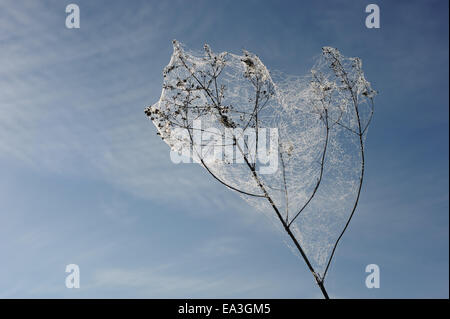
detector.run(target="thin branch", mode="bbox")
[322,54,366,280]
[288,114,329,227]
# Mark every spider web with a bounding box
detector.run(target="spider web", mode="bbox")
[146,41,375,276]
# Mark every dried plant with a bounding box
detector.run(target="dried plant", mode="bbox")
[145,41,376,298]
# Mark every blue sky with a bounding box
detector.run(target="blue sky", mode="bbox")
[0,0,448,298]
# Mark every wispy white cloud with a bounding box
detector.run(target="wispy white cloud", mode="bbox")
[0,0,247,213]
[89,266,266,297]
[198,236,243,257]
